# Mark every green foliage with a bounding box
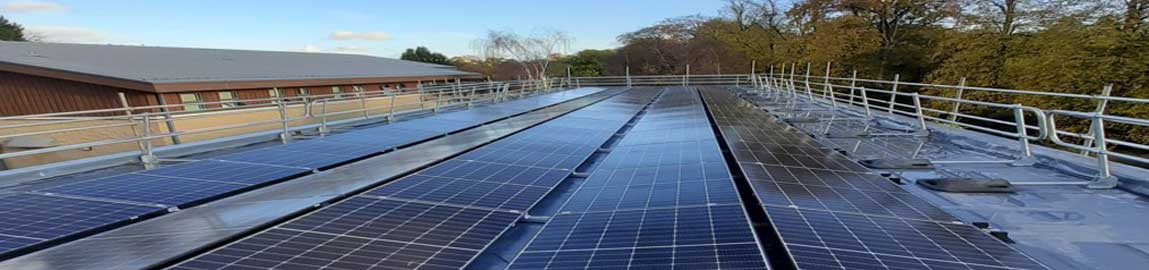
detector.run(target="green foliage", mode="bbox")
[560,49,611,77]
[0,16,27,41]
[400,46,451,65]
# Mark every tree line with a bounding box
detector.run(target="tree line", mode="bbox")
[436,0,1148,149]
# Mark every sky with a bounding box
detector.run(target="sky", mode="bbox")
[1,0,729,58]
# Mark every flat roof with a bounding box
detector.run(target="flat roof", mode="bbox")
[0,42,477,92]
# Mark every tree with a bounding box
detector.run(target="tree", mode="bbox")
[0,16,27,41]
[560,49,612,77]
[474,30,572,80]
[400,47,452,65]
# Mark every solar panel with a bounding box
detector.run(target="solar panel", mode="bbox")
[513,205,766,269]
[382,118,475,133]
[275,140,388,157]
[459,147,588,170]
[511,243,768,270]
[320,133,417,148]
[420,160,571,188]
[0,193,161,256]
[172,228,478,270]
[365,175,550,211]
[561,179,740,212]
[0,234,40,256]
[211,148,353,170]
[37,174,248,207]
[140,160,310,185]
[765,206,1046,269]
[701,88,1049,270]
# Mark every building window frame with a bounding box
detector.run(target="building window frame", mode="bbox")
[218,91,239,108]
[179,93,203,111]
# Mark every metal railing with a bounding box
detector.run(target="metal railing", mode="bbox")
[0,79,563,170]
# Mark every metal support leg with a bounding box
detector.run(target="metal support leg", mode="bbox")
[138,116,158,168]
[1087,115,1119,189]
[1010,105,1037,166]
[277,100,292,143]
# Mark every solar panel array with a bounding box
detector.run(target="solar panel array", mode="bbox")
[701,88,1048,270]
[511,87,770,270]
[170,89,663,270]
[0,89,599,260]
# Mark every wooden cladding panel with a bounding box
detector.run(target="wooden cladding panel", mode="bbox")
[0,71,155,116]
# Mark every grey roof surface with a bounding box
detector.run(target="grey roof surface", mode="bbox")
[0,41,473,84]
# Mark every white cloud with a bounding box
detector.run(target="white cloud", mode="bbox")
[26,26,106,43]
[298,45,374,55]
[301,44,323,53]
[327,31,392,41]
[2,1,66,13]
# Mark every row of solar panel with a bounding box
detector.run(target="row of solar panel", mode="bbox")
[0,89,599,260]
[510,87,771,269]
[701,88,1049,270]
[169,89,664,269]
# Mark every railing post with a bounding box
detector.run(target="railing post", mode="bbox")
[683,64,690,87]
[804,63,814,100]
[823,62,832,101]
[139,115,157,168]
[1087,114,1118,189]
[912,93,929,135]
[848,70,859,107]
[626,66,632,88]
[117,92,148,156]
[467,86,477,108]
[766,65,775,93]
[417,84,425,109]
[859,86,873,117]
[358,86,369,119]
[1010,105,1036,166]
[949,77,967,121]
[788,63,797,97]
[277,98,292,143]
[433,88,442,114]
[888,74,901,113]
[387,92,397,123]
[318,100,330,136]
[1081,83,1113,155]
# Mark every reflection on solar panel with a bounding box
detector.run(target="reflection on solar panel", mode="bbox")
[171,89,663,269]
[139,160,310,185]
[511,87,769,270]
[701,88,1048,270]
[0,193,161,257]
[211,148,352,170]
[366,175,550,211]
[38,174,247,207]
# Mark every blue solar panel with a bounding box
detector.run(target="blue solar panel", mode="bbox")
[347,126,445,140]
[172,228,479,270]
[581,162,732,187]
[211,148,352,169]
[511,243,768,270]
[459,148,587,170]
[0,234,40,257]
[561,179,741,212]
[383,118,475,133]
[0,193,161,256]
[276,140,387,157]
[513,205,765,269]
[319,133,416,148]
[420,160,570,188]
[366,175,550,211]
[37,174,248,207]
[140,160,309,185]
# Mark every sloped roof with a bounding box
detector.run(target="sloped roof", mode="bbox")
[0,42,475,92]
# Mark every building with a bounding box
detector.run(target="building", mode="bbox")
[0,41,477,116]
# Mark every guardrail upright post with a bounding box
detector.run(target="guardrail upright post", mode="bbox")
[1086,114,1118,189]
[766,65,774,93]
[318,100,330,136]
[683,64,690,87]
[804,63,814,100]
[859,86,873,117]
[387,92,397,123]
[467,86,477,108]
[949,77,967,121]
[117,92,148,153]
[417,84,425,109]
[888,74,901,113]
[1010,105,1037,166]
[277,98,292,143]
[1081,84,1113,155]
[139,115,157,168]
[626,66,632,88]
[848,70,859,107]
[788,63,797,98]
[912,93,929,135]
[823,62,832,101]
[358,86,369,119]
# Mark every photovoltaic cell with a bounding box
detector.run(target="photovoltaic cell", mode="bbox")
[276,140,388,157]
[0,234,40,256]
[37,174,248,207]
[561,179,741,212]
[420,160,571,188]
[511,243,768,270]
[366,175,550,211]
[140,160,310,185]
[0,193,161,256]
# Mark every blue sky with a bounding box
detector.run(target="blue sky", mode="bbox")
[1,0,728,58]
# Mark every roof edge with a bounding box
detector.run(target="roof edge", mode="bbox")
[0,61,158,92]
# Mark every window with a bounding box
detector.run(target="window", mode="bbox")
[218,91,238,108]
[179,93,203,111]
[268,89,282,104]
[331,86,342,98]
